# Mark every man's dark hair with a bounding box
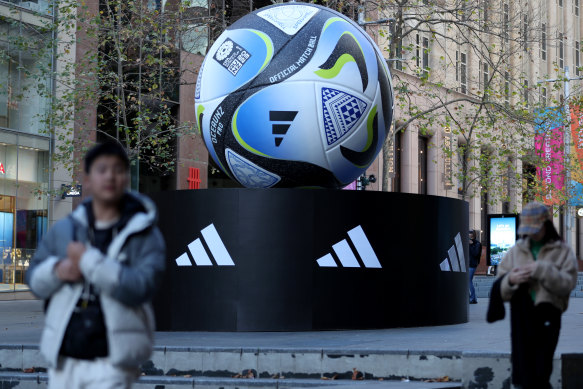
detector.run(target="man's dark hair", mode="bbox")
[84,141,130,174]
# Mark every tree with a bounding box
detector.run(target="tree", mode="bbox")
[348,0,564,206]
[0,0,213,192]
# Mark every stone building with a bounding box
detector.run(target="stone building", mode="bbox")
[374,0,583,263]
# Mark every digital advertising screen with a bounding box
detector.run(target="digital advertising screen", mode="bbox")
[488,215,518,266]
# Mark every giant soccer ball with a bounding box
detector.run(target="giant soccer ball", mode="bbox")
[195,3,394,188]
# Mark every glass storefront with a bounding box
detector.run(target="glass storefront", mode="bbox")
[0,11,52,136]
[0,5,53,293]
[0,123,50,293]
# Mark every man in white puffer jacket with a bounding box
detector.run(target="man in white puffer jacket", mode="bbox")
[26,142,166,389]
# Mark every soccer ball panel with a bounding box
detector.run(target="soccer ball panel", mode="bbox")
[225,148,281,188]
[232,82,328,170]
[195,96,230,175]
[315,82,373,153]
[197,29,274,103]
[287,15,379,102]
[326,84,386,185]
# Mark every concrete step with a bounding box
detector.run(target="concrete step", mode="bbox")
[0,345,553,389]
[0,372,461,389]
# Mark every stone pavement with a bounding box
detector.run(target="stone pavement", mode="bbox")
[1,298,583,388]
[2,298,583,355]
[473,273,583,299]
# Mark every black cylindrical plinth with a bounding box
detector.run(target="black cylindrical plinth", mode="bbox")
[151,189,469,331]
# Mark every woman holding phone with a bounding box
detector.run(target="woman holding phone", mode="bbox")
[497,202,577,389]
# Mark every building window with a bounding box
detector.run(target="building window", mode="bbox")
[503,3,509,44]
[422,37,430,77]
[559,33,564,69]
[559,0,563,7]
[482,0,489,31]
[393,130,402,192]
[541,87,547,106]
[522,163,536,204]
[456,51,459,82]
[395,40,403,71]
[0,21,52,136]
[522,14,528,51]
[576,41,580,76]
[181,0,210,55]
[5,1,52,15]
[577,0,580,16]
[541,23,547,61]
[416,34,420,68]
[418,136,428,195]
[482,62,489,92]
[460,52,467,94]
[504,71,510,105]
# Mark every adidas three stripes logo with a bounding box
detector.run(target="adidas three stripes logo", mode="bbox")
[174,225,466,272]
[175,224,235,267]
[175,224,381,269]
[270,110,298,147]
[439,232,467,273]
[316,225,382,269]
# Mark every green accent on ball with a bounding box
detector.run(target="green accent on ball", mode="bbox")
[249,29,273,73]
[232,107,271,158]
[196,105,205,131]
[321,19,364,56]
[322,17,346,33]
[314,53,355,79]
[364,105,377,152]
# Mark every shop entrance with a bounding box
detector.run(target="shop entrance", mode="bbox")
[0,194,47,292]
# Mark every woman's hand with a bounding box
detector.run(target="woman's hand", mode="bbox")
[508,265,534,285]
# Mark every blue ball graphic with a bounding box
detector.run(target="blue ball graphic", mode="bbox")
[195,3,394,188]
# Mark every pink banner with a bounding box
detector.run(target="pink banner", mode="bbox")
[343,181,357,190]
[535,127,564,205]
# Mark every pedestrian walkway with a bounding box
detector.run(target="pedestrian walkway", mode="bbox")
[1,298,582,388]
[0,283,30,293]
[473,272,583,298]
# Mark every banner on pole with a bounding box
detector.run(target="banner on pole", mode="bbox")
[535,109,565,206]
[569,105,583,206]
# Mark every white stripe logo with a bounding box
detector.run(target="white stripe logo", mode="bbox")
[440,232,467,273]
[175,224,235,267]
[316,225,382,269]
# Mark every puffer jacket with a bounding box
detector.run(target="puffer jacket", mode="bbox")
[25,192,166,368]
[497,237,577,312]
